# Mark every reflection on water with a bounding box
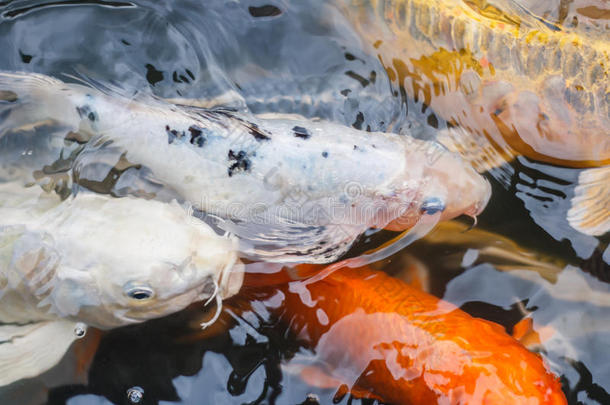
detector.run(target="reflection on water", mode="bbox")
[0,0,608,404]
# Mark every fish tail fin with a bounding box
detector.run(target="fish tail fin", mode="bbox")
[0,320,79,386]
[567,166,610,236]
[0,71,80,137]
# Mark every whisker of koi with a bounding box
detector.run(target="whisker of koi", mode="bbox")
[200,280,223,330]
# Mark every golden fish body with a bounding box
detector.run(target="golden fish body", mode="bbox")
[344,0,609,167]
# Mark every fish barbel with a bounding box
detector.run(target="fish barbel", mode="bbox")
[0,71,490,262]
[341,0,609,236]
[0,182,242,386]
[213,264,567,404]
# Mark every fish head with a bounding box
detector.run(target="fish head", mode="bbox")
[385,142,491,231]
[45,195,242,329]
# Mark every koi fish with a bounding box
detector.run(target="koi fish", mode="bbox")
[341,0,609,236]
[202,263,567,404]
[414,220,567,280]
[0,71,490,263]
[0,182,242,386]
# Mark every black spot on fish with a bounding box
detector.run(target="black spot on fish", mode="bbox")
[369,70,376,84]
[352,112,364,130]
[344,52,356,61]
[229,150,246,160]
[427,113,438,128]
[345,70,369,87]
[227,149,252,177]
[248,5,282,17]
[340,89,351,97]
[76,105,96,122]
[18,50,32,64]
[166,125,181,144]
[121,39,131,46]
[145,64,163,86]
[293,126,310,139]
[172,71,191,84]
[186,69,195,80]
[321,151,328,158]
[188,125,205,147]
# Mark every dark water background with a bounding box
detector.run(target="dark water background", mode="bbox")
[0,0,608,404]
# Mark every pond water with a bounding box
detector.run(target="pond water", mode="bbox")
[0,0,608,404]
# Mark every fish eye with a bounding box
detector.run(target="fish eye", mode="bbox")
[125,286,155,301]
[420,197,445,215]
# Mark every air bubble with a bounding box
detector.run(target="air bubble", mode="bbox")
[127,386,144,404]
[303,393,320,405]
[73,323,87,338]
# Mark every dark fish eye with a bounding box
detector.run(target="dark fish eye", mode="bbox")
[420,197,445,215]
[125,286,155,300]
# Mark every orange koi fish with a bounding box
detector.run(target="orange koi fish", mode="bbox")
[233,263,567,404]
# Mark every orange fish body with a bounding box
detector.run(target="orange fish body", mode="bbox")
[246,264,567,404]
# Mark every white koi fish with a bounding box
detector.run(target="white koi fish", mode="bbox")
[0,182,242,386]
[0,71,491,262]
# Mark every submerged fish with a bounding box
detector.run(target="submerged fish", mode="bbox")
[0,71,490,263]
[196,263,567,404]
[412,220,567,281]
[342,0,609,236]
[0,182,242,386]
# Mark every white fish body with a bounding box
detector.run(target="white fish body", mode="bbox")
[0,182,242,386]
[0,72,491,262]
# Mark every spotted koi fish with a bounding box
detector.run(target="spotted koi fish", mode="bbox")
[0,71,490,263]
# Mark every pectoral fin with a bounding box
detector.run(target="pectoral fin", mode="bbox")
[0,320,80,387]
[567,166,610,236]
[217,218,362,264]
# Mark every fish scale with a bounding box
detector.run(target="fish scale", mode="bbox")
[354,0,608,125]
[344,0,609,168]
